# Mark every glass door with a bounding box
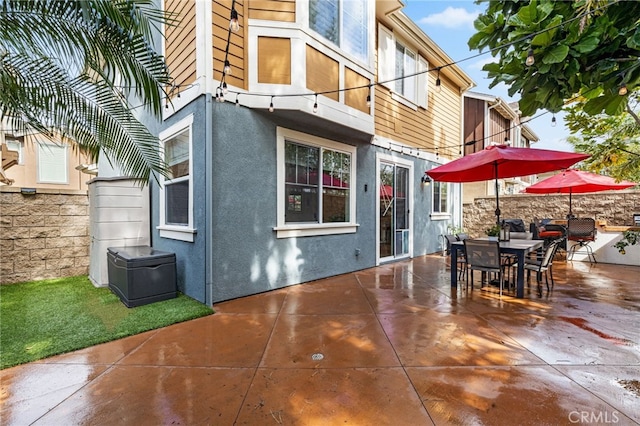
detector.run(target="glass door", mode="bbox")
[379,161,410,261]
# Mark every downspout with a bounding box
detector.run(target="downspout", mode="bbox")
[199,0,214,306]
[205,94,213,306]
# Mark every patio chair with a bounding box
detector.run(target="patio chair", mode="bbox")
[524,238,563,292]
[456,232,469,241]
[567,218,597,263]
[532,217,564,247]
[447,234,467,281]
[463,239,505,297]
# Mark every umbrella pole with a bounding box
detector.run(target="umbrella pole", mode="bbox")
[568,189,573,219]
[494,164,501,224]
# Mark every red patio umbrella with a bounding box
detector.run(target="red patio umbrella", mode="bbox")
[524,169,636,217]
[426,144,590,224]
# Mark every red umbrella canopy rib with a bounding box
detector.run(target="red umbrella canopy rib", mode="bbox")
[426,145,590,183]
[524,169,636,194]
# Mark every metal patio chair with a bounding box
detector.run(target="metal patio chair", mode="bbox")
[463,239,505,297]
[524,238,563,292]
[567,218,597,263]
[447,234,467,281]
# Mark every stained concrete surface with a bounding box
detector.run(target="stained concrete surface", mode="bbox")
[1,255,639,425]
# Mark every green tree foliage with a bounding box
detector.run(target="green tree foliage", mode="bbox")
[565,92,640,182]
[469,0,640,118]
[0,0,172,181]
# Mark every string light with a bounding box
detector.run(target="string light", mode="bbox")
[525,47,535,67]
[551,115,557,127]
[229,7,240,32]
[313,94,318,113]
[619,83,628,96]
[179,0,617,159]
[235,93,240,107]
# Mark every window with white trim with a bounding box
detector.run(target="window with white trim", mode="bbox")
[432,181,449,214]
[158,115,195,242]
[5,139,23,164]
[37,142,68,184]
[276,128,357,238]
[309,0,370,63]
[378,25,428,108]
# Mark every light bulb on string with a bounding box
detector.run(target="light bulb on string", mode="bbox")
[229,8,240,32]
[313,94,318,113]
[435,69,442,93]
[525,48,535,66]
[551,115,557,127]
[235,94,240,107]
[223,60,232,75]
[222,81,228,94]
[269,96,274,112]
[619,83,628,96]
[366,86,371,107]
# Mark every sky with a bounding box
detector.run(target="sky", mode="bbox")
[401,0,575,151]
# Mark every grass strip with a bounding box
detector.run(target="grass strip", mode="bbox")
[1,275,213,369]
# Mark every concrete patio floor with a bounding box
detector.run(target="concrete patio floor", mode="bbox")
[2,254,639,425]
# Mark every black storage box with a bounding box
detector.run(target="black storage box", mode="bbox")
[107,246,177,307]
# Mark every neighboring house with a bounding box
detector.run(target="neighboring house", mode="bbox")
[141,0,474,305]
[0,124,94,191]
[462,91,539,204]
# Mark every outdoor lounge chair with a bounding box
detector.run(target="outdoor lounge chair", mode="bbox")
[567,218,597,263]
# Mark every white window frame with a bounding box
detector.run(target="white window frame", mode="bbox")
[5,139,23,164]
[275,127,358,238]
[431,180,451,220]
[36,142,68,184]
[157,115,196,242]
[306,0,374,66]
[378,24,428,109]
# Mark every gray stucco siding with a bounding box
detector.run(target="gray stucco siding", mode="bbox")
[152,95,448,305]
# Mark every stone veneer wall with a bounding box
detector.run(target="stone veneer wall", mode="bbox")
[0,186,89,284]
[462,189,640,237]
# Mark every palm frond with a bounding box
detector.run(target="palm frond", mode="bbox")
[0,0,173,180]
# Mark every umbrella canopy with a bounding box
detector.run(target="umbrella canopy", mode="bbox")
[524,169,636,217]
[426,144,590,223]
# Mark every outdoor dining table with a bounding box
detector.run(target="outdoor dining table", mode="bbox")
[450,238,544,298]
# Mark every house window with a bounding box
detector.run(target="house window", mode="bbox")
[158,115,195,242]
[433,181,448,214]
[276,128,357,238]
[37,142,68,184]
[378,25,428,109]
[309,0,369,63]
[395,42,417,103]
[5,139,23,164]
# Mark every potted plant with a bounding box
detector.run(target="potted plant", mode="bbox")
[485,224,501,241]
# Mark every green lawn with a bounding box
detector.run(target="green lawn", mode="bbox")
[0,275,213,369]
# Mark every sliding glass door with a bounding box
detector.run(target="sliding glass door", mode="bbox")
[378,159,411,262]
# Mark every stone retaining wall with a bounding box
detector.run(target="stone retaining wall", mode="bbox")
[462,189,640,237]
[0,187,89,284]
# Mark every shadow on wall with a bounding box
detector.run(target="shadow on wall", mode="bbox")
[254,238,304,288]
